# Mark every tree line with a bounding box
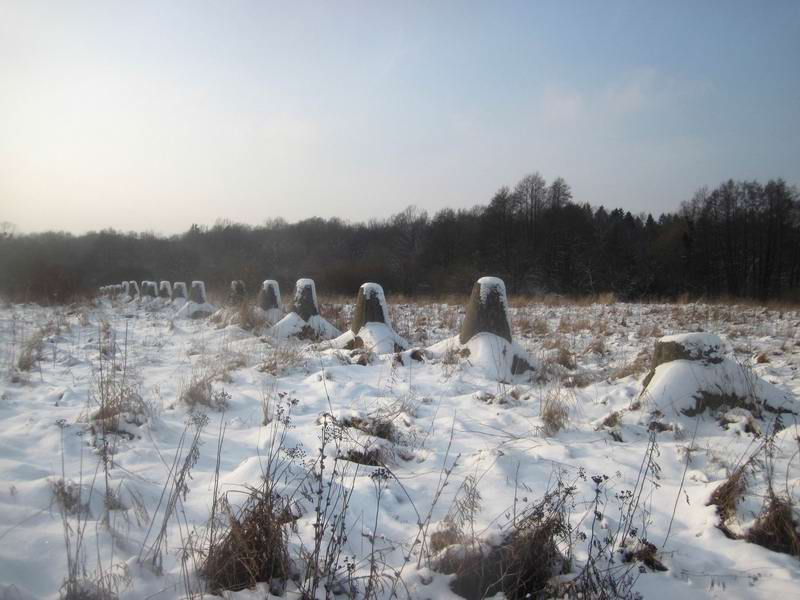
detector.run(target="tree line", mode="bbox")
[1,175,798,303]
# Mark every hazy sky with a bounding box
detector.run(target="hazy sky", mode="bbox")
[2,1,799,234]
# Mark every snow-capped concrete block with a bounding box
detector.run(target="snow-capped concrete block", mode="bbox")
[459,276,512,344]
[141,281,157,299]
[227,280,246,305]
[351,282,389,333]
[172,281,187,301]
[293,278,320,321]
[158,281,172,299]
[257,280,282,311]
[189,280,207,304]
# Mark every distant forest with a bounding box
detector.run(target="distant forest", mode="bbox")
[1,175,799,303]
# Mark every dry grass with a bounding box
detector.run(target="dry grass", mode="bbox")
[599,411,621,429]
[51,479,89,517]
[201,485,291,593]
[342,446,386,466]
[436,486,572,600]
[258,343,306,376]
[540,386,571,436]
[613,348,652,380]
[90,381,149,436]
[708,465,748,533]
[746,496,800,557]
[339,415,397,442]
[240,302,267,331]
[532,317,550,335]
[18,326,46,371]
[179,372,231,411]
[586,335,607,355]
[320,302,347,333]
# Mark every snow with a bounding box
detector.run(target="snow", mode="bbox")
[175,300,216,319]
[658,332,725,361]
[330,321,408,355]
[269,312,340,340]
[0,299,798,599]
[642,346,792,418]
[427,332,535,382]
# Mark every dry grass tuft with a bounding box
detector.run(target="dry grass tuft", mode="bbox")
[259,343,305,376]
[600,411,621,429]
[436,486,572,600]
[179,373,230,411]
[586,335,607,355]
[541,386,571,436]
[51,479,89,517]
[201,485,291,593]
[339,415,397,442]
[342,445,386,466]
[238,302,266,332]
[90,381,149,436]
[746,496,800,557]
[18,327,47,371]
[708,465,748,535]
[430,524,463,555]
[532,317,550,335]
[614,348,652,380]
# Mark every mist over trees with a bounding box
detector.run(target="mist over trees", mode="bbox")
[1,176,798,303]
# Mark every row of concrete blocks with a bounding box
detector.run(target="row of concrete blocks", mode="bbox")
[237,277,512,344]
[99,276,513,344]
[99,280,208,304]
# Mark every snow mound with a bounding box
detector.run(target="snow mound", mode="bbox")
[270,312,340,341]
[641,334,794,418]
[428,333,536,382]
[331,322,409,355]
[175,301,216,319]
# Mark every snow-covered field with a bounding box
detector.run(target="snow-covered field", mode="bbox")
[0,296,798,599]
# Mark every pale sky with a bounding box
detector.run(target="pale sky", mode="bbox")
[1,1,799,234]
